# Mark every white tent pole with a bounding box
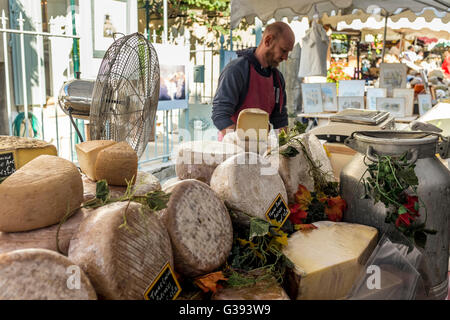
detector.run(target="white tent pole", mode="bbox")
[381,13,389,63]
[163,0,168,43]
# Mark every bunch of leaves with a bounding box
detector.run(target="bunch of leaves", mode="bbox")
[225,216,294,288]
[360,152,436,248]
[56,178,171,253]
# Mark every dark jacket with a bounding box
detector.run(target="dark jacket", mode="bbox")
[212,48,288,131]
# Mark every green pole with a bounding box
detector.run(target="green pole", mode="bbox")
[70,0,80,77]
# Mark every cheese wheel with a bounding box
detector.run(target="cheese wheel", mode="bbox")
[68,201,173,300]
[0,136,57,177]
[236,108,269,142]
[95,141,138,186]
[75,140,117,180]
[0,208,88,256]
[160,179,233,277]
[175,140,243,184]
[0,248,97,300]
[282,221,378,300]
[210,152,288,220]
[0,155,83,232]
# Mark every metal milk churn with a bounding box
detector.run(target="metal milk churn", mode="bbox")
[340,131,450,300]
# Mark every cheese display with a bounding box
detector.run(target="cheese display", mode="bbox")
[160,179,233,277]
[68,201,173,300]
[265,132,335,202]
[175,140,243,184]
[0,136,57,176]
[0,208,87,256]
[94,141,138,186]
[75,140,116,180]
[0,155,83,232]
[0,248,97,300]
[210,152,288,220]
[282,221,378,300]
[236,108,269,142]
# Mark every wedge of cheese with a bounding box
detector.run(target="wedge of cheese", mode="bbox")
[75,140,116,180]
[94,141,138,186]
[0,155,83,232]
[0,136,57,176]
[282,221,378,300]
[236,108,269,142]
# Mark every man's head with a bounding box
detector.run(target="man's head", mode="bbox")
[256,21,295,68]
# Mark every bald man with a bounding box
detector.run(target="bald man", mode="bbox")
[212,22,295,139]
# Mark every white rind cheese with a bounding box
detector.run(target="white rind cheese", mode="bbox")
[160,179,233,277]
[210,152,287,220]
[0,155,83,232]
[282,221,378,300]
[175,140,243,184]
[68,201,173,300]
[0,248,97,300]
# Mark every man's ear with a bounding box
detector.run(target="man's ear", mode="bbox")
[264,34,273,47]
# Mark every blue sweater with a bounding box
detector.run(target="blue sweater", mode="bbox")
[212,48,288,131]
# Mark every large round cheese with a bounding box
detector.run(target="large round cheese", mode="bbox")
[0,155,83,232]
[0,248,97,300]
[0,208,87,256]
[68,201,173,300]
[160,179,233,277]
[175,140,243,184]
[210,152,288,220]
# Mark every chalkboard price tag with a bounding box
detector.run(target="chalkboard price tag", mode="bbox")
[265,193,290,227]
[0,151,17,178]
[144,262,182,300]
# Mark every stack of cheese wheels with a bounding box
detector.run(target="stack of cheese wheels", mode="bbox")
[210,152,288,221]
[75,140,138,186]
[175,140,243,185]
[0,155,83,232]
[0,248,97,300]
[264,132,335,203]
[282,221,378,300]
[0,208,88,256]
[159,179,233,277]
[68,201,174,300]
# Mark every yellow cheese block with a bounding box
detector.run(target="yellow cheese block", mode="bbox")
[95,141,138,186]
[0,136,57,176]
[75,140,117,180]
[236,108,269,142]
[282,221,378,300]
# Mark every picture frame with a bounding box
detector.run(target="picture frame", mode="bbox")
[366,88,387,111]
[91,0,130,59]
[379,63,407,96]
[320,83,338,112]
[301,83,323,113]
[376,97,405,118]
[338,96,365,111]
[338,80,365,97]
[418,94,433,115]
[393,88,415,116]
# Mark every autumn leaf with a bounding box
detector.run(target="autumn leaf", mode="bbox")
[193,271,228,293]
[294,184,312,210]
[325,196,347,222]
[294,224,318,232]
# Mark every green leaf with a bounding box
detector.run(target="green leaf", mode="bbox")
[280,145,299,158]
[96,180,110,201]
[398,205,407,215]
[144,190,171,211]
[278,130,288,146]
[249,218,271,240]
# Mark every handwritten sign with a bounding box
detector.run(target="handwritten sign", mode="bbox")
[144,262,181,300]
[265,194,290,227]
[0,151,16,178]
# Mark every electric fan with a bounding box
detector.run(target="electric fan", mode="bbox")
[58,32,160,158]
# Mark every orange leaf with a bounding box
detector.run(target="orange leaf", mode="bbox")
[325,196,347,222]
[193,271,228,293]
[295,224,318,232]
[295,184,312,210]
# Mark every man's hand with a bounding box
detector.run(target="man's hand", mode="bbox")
[220,124,236,137]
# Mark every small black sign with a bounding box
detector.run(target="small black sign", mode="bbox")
[144,262,181,300]
[265,194,290,227]
[0,151,16,178]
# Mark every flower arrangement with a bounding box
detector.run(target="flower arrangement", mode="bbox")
[327,60,351,83]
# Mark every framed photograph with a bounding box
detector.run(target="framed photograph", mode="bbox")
[320,83,338,112]
[418,94,433,115]
[393,88,414,116]
[301,83,323,113]
[91,0,130,58]
[154,43,189,110]
[338,96,365,111]
[366,88,387,111]
[376,97,405,118]
[379,63,407,95]
[338,80,365,97]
